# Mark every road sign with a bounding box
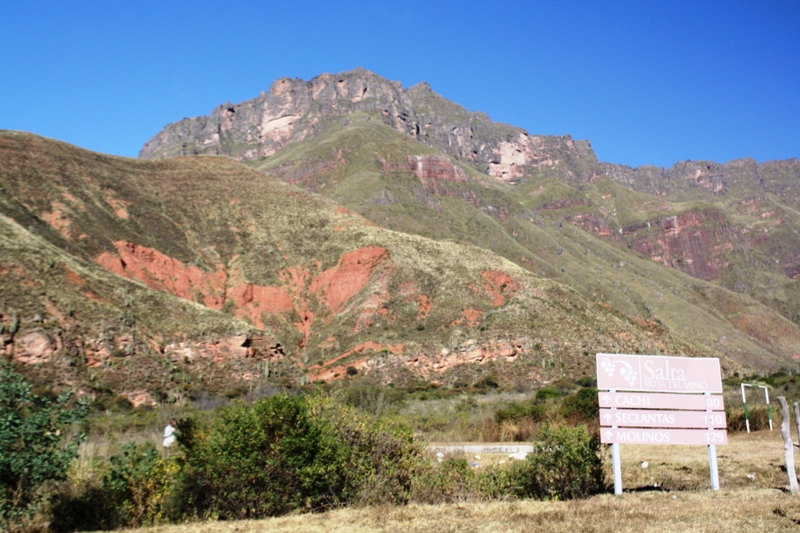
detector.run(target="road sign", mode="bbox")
[600,408,726,428]
[598,392,724,410]
[596,353,722,393]
[601,428,728,446]
[596,353,727,494]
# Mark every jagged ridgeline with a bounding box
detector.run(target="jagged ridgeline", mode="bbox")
[2,69,800,402]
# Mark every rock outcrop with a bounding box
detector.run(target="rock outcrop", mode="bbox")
[139,68,594,184]
[140,69,800,205]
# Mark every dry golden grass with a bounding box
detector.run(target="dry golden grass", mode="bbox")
[426,430,796,490]
[619,429,793,491]
[114,430,800,533]
[117,490,800,532]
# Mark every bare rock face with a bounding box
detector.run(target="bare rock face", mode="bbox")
[139,68,592,184]
[623,210,735,281]
[13,332,55,364]
[140,68,417,160]
[597,157,800,200]
[140,68,800,204]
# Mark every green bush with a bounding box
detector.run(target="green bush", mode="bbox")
[50,442,178,531]
[494,401,546,424]
[560,387,599,422]
[310,397,422,506]
[535,386,561,401]
[474,462,530,499]
[174,394,423,519]
[520,424,605,500]
[0,365,87,529]
[102,442,178,526]
[413,457,476,503]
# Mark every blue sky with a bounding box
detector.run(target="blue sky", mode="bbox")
[1,0,798,168]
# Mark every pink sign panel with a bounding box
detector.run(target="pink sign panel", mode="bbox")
[601,428,728,446]
[598,392,724,411]
[600,408,726,428]
[596,353,722,393]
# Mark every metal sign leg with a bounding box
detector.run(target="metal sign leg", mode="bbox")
[706,391,720,490]
[610,388,622,495]
[612,442,622,495]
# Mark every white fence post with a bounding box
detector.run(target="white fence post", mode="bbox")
[778,396,798,494]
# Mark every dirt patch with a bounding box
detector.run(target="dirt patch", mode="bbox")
[64,267,86,287]
[97,241,228,308]
[310,341,402,381]
[41,202,72,238]
[311,356,371,382]
[462,308,483,327]
[480,270,518,307]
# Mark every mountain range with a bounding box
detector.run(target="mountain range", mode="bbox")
[2,68,799,404]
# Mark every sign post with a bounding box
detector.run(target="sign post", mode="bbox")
[706,392,719,490]
[610,389,622,495]
[741,383,773,432]
[741,383,751,433]
[596,353,727,494]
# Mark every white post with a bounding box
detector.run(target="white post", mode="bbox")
[705,391,720,490]
[741,383,750,433]
[793,402,800,443]
[777,396,798,494]
[762,386,773,431]
[611,388,622,495]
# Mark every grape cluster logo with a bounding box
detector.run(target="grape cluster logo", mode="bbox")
[599,357,637,387]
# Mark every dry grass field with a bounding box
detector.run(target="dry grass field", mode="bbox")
[113,430,800,532]
[116,490,800,532]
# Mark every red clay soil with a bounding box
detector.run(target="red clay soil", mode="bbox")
[479,270,518,307]
[309,341,403,381]
[398,282,434,318]
[310,246,388,311]
[96,241,228,308]
[96,241,390,350]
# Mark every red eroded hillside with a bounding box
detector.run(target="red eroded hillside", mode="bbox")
[96,241,391,350]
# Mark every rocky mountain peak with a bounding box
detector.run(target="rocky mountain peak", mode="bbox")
[139,68,799,200]
[138,68,592,184]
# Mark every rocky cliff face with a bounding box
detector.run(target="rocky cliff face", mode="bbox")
[599,157,800,202]
[140,69,422,161]
[139,68,594,184]
[141,69,799,201]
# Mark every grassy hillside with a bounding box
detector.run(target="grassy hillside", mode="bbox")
[250,117,800,372]
[0,130,734,401]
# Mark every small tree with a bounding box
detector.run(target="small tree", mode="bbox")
[522,424,605,500]
[0,364,88,529]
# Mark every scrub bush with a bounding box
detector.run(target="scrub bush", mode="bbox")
[50,442,178,531]
[412,457,476,503]
[173,394,423,520]
[494,401,546,424]
[534,386,561,401]
[0,365,87,530]
[560,387,599,422]
[520,424,605,500]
